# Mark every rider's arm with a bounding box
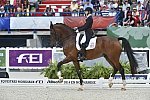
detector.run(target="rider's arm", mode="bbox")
[78,16,93,31]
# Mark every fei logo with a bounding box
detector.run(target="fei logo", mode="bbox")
[9,50,52,67]
[17,53,43,64]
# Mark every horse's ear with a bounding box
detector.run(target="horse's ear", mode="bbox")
[50,21,53,29]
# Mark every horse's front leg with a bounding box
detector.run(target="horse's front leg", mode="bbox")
[73,61,83,91]
[57,57,72,83]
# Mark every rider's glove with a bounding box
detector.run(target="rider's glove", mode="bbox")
[73,27,79,33]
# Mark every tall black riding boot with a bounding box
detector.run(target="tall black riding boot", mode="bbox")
[78,44,86,61]
[80,47,86,61]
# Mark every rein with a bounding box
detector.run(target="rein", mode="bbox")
[52,27,76,47]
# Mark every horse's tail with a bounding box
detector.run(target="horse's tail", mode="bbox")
[118,37,138,75]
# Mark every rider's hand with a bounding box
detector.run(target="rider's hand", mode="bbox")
[73,27,79,33]
[73,27,78,30]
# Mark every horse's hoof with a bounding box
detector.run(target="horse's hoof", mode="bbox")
[121,87,126,91]
[58,77,63,83]
[77,88,83,91]
[109,83,113,88]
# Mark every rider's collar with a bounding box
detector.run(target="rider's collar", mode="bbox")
[86,14,92,18]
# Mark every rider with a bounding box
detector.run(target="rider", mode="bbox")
[74,7,93,61]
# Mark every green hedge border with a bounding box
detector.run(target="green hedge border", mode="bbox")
[41,61,131,79]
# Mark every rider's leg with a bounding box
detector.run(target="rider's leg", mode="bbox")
[79,32,92,60]
[79,32,92,61]
[80,43,86,60]
[78,34,84,47]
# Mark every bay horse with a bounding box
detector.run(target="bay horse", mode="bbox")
[49,22,138,91]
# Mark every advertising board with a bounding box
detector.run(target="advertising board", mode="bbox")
[0,50,6,67]
[9,49,52,67]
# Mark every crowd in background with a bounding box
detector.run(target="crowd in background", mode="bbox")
[0,0,150,26]
[0,0,39,17]
[64,0,150,26]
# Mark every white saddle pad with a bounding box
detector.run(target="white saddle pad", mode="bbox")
[76,32,97,50]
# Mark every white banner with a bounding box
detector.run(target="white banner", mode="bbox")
[10,17,64,29]
[0,79,99,87]
[1,77,150,88]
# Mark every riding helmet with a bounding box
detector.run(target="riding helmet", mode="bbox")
[85,7,93,14]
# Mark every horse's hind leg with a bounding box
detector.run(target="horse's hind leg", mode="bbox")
[104,54,126,90]
[118,64,126,91]
[109,68,118,88]
[104,55,118,88]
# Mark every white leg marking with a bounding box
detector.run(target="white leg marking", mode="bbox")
[57,71,63,83]
[108,77,113,88]
[121,80,126,91]
[57,71,61,78]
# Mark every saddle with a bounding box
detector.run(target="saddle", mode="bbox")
[76,32,97,50]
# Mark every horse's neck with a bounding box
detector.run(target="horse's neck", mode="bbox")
[56,24,76,47]
[62,33,76,49]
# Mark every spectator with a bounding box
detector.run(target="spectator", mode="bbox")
[70,0,78,12]
[79,6,84,16]
[13,0,21,12]
[78,0,86,7]
[122,0,130,11]
[101,5,109,16]
[0,0,6,6]
[4,1,13,12]
[124,6,132,19]
[146,10,150,26]
[139,7,147,26]
[84,0,93,10]
[9,7,15,17]
[137,0,144,4]
[28,0,37,12]
[130,1,137,10]
[145,1,150,12]
[0,6,5,17]
[112,0,118,9]
[116,6,124,26]
[91,0,100,11]
[123,13,135,26]
[91,0,101,15]
[133,12,140,26]
[15,7,22,17]
[43,5,55,16]
[43,5,49,16]
[132,7,139,16]
[22,0,30,16]
[108,1,113,10]
[48,6,55,16]
[136,1,143,11]
[132,7,140,26]
[61,6,71,16]
[109,7,117,16]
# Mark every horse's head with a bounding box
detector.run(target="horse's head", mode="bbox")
[49,22,75,47]
[50,21,57,47]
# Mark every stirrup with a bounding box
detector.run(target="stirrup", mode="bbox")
[77,55,86,62]
[80,56,86,60]
[77,58,84,62]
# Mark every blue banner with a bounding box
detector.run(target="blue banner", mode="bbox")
[114,74,147,80]
[0,17,10,30]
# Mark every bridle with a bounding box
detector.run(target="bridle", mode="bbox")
[50,26,76,47]
[50,27,60,47]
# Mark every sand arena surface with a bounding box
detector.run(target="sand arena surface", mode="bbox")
[0,86,150,100]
